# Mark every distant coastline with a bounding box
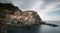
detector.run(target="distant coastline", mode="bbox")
[45,20,60,22]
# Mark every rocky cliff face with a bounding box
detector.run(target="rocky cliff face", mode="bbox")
[0,3,42,33]
[0,3,58,33]
[0,3,22,33]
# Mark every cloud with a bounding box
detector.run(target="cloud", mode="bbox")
[32,0,60,12]
[0,0,11,3]
[11,0,41,10]
[29,0,60,21]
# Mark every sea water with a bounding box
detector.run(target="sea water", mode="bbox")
[7,21,60,33]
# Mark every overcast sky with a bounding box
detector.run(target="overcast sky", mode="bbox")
[0,0,60,21]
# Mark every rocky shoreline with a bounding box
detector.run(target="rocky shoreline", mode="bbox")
[0,3,58,33]
[0,3,42,33]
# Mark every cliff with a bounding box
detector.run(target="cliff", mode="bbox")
[0,3,42,33]
[0,3,22,33]
[0,3,58,33]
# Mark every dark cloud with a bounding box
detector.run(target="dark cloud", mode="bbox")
[0,0,11,3]
[43,0,60,4]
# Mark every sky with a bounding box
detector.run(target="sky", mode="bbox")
[0,0,60,21]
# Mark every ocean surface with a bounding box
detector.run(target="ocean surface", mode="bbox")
[7,21,60,33]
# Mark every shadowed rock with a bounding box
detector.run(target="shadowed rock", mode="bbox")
[42,21,58,27]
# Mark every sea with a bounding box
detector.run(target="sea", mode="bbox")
[7,21,60,33]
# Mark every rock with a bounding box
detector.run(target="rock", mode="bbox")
[0,3,58,33]
[0,3,22,33]
[0,3,42,33]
